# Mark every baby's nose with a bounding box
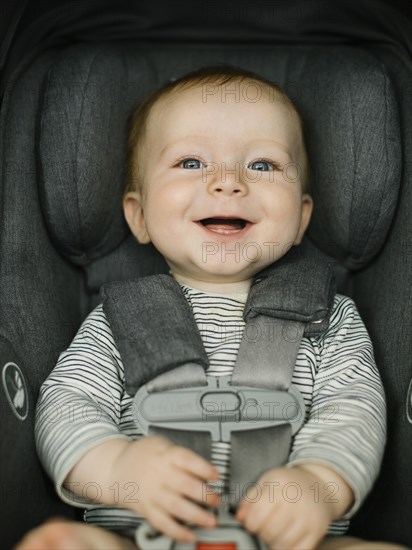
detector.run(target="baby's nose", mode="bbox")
[206,162,248,195]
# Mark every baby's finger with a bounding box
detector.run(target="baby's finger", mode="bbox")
[282,532,318,550]
[242,502,272,536]
[159,491,218,530]
[236,501,250,521]
[147,507,196,544]
[166,470,221,508]
[170,447,220,481]
[261,514,296,549]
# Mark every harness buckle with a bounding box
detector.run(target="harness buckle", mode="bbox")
[133,374,305,442]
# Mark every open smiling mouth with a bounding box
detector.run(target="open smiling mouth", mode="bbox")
[197,218,250,235]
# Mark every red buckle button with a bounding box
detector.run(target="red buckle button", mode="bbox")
[196,544,237,550]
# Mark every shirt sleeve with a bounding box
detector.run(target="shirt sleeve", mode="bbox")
[35,304,130,508]
[286,294,387,520]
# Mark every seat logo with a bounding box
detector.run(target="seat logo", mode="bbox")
[407,378,412,425]
[2,362,29,421]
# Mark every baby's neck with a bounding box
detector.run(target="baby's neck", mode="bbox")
[170,271,252,295]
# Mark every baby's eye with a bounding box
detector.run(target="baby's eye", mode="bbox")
[179,158,202,169]
[249,160,279,171]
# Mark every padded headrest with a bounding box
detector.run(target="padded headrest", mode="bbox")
[38,43,401,277]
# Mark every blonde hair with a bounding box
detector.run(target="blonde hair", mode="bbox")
[124,65,310,200]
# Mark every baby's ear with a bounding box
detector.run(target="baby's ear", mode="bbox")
[123,191,151,244]
[294,193,314,245]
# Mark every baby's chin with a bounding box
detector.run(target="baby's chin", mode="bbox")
[168,264,268,291]
[171,275,252,296]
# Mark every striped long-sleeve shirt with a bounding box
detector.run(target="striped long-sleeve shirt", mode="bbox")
[35,284,386,536]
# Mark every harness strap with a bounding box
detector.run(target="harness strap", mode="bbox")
[149,426,212,464]
[101,274,209,396]
[231,316,305,391]
[230,424,292,506]
[243,240,336,337]
[228,317,304,507]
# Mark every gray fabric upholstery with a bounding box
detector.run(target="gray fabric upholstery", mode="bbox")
[0,52,80,546]
[349,45,412,543]
[0,40,410,547]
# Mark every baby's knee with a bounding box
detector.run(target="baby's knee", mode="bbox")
[14,518,80,549]
[14,518,136,550]
[43,519,86,547]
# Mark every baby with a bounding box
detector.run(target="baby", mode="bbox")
[16,66,405,550]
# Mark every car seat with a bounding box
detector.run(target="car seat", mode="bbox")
[1,1,411,548]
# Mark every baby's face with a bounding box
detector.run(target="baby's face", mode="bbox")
[124,82,313,291]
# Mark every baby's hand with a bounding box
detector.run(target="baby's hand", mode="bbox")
[235,465,339,550]
[112,436,221,543]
